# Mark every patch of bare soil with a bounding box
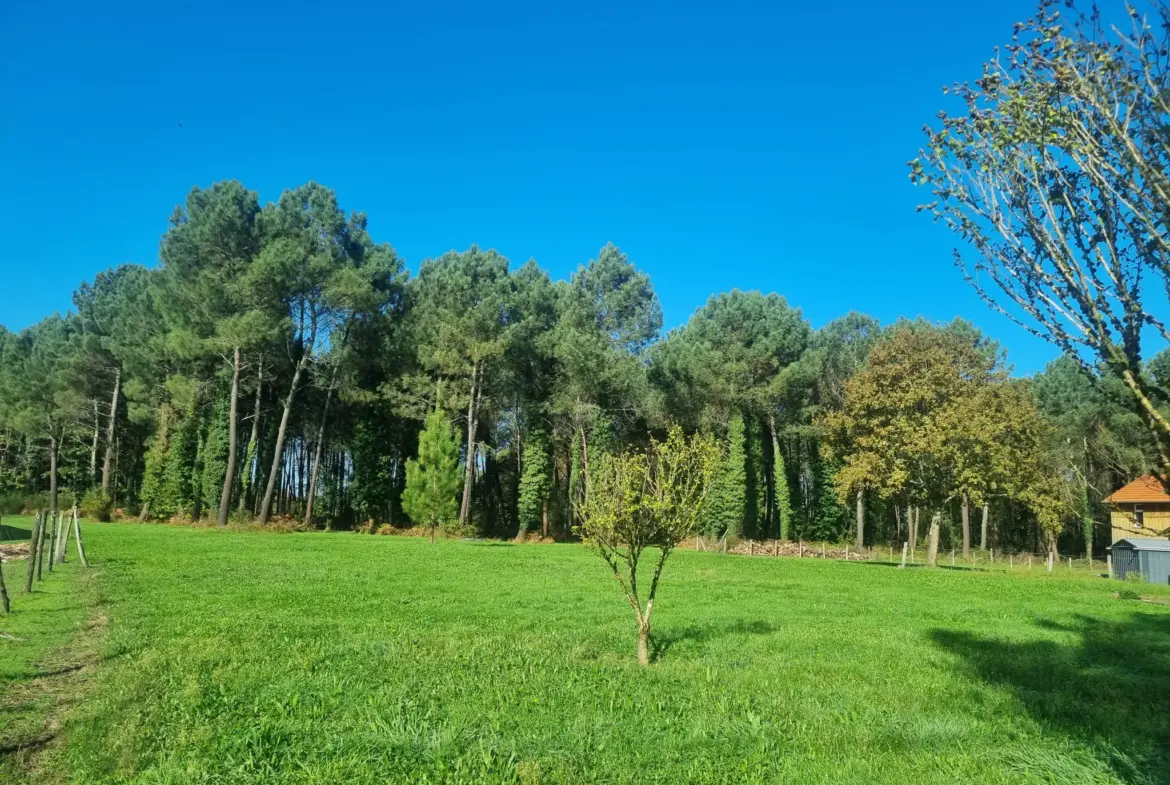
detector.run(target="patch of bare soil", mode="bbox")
[0,542,30,562]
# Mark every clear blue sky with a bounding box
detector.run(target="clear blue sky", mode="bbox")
[0,0,1058,373]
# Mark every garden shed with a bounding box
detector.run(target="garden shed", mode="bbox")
[1110,538,1170,585]
[1104,475,1170,544]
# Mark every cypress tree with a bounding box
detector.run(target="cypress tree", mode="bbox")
[704,412,747,539]
[516,429,549,541]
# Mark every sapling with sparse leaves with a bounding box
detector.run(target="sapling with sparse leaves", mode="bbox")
[575,426,717,665]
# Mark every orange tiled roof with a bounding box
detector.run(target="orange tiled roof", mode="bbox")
[1104,475,1170,504]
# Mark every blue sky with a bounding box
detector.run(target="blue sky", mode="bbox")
[0,0,1059,373]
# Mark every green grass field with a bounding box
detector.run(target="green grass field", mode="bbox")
[2,518,1169,784]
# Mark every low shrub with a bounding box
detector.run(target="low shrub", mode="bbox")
[80,488,114,522]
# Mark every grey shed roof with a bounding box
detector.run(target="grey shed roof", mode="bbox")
[1112,538,1170,552]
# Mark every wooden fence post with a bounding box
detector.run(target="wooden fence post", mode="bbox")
[0,535,9,612]
[24,512,42,593]
[73,506,89,568]
[35,512,47,581]
[899,541,908,569]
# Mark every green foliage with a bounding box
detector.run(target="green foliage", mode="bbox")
[401,410,461,536]
[138,405,172,519]
[79,488,113,522]
[774,441,793,541]
[199,396,230,516]
[744,416,766,538]
[703,412,746,539]
[158,411,198,520]
[807,456,848,542]
[517,430,549,537]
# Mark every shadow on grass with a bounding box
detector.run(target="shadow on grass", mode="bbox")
[933,612,1170,784]
[0,524,31,543]
[652,619,777,662]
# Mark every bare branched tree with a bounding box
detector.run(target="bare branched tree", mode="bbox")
[912,0,1170,478]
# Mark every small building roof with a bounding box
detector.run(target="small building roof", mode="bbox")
[1112,538,1170,552]
[1104,475,1170,504]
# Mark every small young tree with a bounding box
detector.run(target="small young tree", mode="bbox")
[576,427,717,665]
[401,409,462,543]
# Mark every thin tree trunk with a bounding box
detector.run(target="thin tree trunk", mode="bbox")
[102,369,120,494]
[980,503,989,551]
[304,375,337,528]
[49,435,59,522]
[259,348,312,525]
[90,400,100,484]
[459,361,480,528]
[927,513,941,568]
[637,619,651,666]
[961,492,971,561]
[240,368,263,512]
[855,488,864,549]
[218,348,241,526]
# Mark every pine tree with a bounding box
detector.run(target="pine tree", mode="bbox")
[401,409,461,543]
[516,429,549,541]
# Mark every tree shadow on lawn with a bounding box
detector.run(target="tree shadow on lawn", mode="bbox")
[652,619,778,662]
[933,611,1170,784]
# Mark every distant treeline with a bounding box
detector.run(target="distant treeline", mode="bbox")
[0,180,1163,557]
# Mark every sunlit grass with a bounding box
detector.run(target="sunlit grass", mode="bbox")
[5,520,1169,784]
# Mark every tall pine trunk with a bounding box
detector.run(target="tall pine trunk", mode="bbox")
[101,369,120,494]
[961,492,971,560]
[259,347,312,525]
[240,367,263,512]
[304,377,336,528]
[49,435,59,521]
[90,400,100,484]
[459,361,480,527]
[980,503,989,550]
[218,348,241,526]
[855,488,864,549]
[926,513,941,567]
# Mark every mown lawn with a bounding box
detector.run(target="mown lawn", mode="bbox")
[0,515,95,782]
[4,520,1170,784]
